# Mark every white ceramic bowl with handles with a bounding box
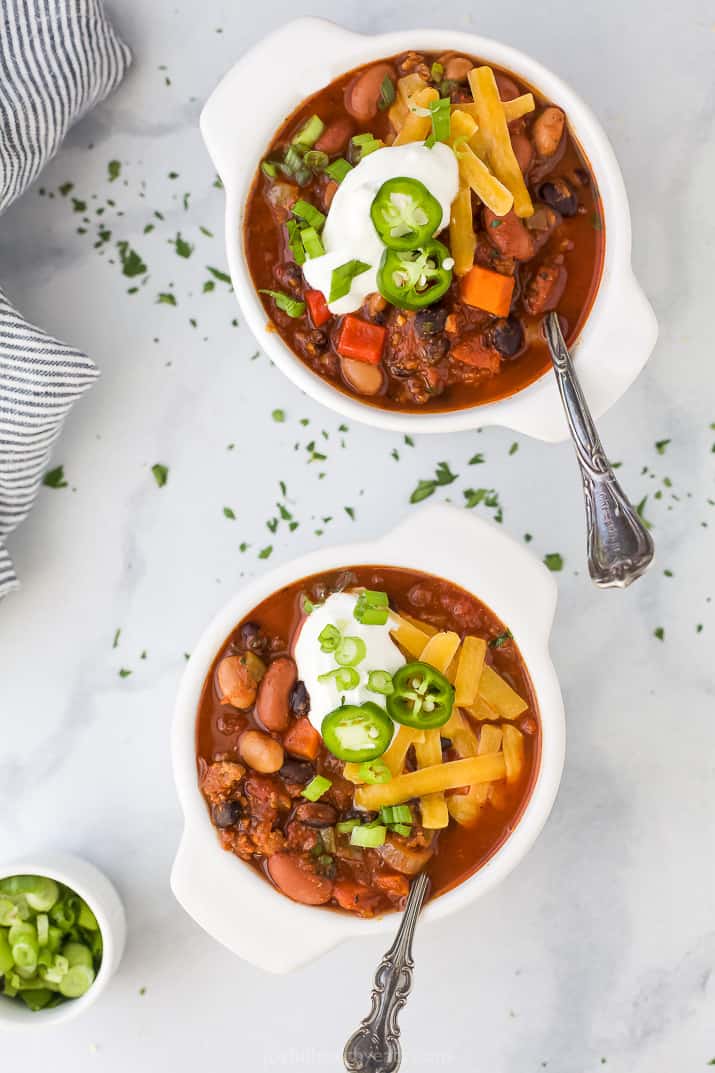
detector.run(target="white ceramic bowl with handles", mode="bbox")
[170,504,566,973]
[201,17,657,442]
[0,853,126,1028]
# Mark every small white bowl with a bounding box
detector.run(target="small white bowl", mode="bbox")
[201,17,657,442]
[171,504,566,973]
[0,853,126,1028]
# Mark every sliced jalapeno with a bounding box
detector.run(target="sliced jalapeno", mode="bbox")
[370,177,442,250]
[385,661,454,729]
[377,240,453,311]
[321,702,393,762]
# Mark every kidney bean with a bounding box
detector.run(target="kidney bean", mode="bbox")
[484,208,535,262]
[510,131,533,176]
[524,258,568,315]
[294,802,338,828]
[344,62,394,123]
[494,72,520,101]
[532,106,565,158]
[255,657,297,732]
[267,852,333,905]
[239,730,285,774]
[314,117,355,156]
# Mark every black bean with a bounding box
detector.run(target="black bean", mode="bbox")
[490,316,525,358]
[212,800,242,828]
[440,736,452,752]
[295,802,338,828]
[289,680,310,717]
[239,621,261,650]
[415,305,447,337]
[538,178,578,217]
[279,759,314,784]
[273,261,303,296]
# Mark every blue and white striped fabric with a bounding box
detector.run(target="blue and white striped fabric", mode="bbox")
[0,0,131,599]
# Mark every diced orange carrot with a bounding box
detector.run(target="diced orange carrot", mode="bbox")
[283,717,320,761]
[336,315,386,365]
[460,264,515,317]
[305,289,331,327]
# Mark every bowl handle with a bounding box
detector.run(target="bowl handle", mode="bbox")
[171,829,349,973]
[200,17,356,182]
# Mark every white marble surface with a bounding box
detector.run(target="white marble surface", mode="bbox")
[1,0,713,1067]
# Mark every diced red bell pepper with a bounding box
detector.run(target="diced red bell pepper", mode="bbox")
[305,289,331,328]
[336,315,386,365]
[283,716,321,761]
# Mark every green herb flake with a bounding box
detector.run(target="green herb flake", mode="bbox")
[544,553,564,572]
[71,197,86,213]
[157,292,176,306]
[272,409,286,422]
[43,465,68,489]
[202,280,215,293]
[151,463,169,488]
[172,232,193,258]
[489,629,513,648]
[59,181,74,196]
[655,439,671,455]
[118,668,132,678]
[404,435,415,447]
[223,507,236,520]
[259,289,305,318]
[258,545,273,559]
[112,628,121,648]
[509,442,519,455]
[108,160,121,181]
[378,75,396,111]
[116,241,147,278]
[469,452,485,465]
[344,506,355,520]
[654,627,665,641]
[409,461,458,504]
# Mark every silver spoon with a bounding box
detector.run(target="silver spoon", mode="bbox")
[343,872,430,1073]
[544,312,655,588]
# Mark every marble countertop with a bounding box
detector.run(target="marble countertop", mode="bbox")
[0,0,713,1067]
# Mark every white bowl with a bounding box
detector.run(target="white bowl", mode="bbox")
[0,852,126,1028]
[200,17,657,443]
[170,504,566,973]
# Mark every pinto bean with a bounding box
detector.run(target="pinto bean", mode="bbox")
[443,55,473,82]
[216,652,266,710]
[340,355,384,396]
[483,208,536,262]
[344,62,394,123]
[315,118,355,156]
[532,106,565,158]
[267,852,333,905]
[239,730,285,774]
[510,131,533,176]
[255,657,297,732]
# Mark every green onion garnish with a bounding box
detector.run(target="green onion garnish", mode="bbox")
[261,160,279,179]
[318,623,341,653]
[258,289,306,318]
[354,589,389,626]
[292,199,326,232]
[303,149,329,171]
[336,819,361,834]
[358,759,392,785]
[391,823,412,838]
[350,823,387,847]
[301,225,325,259]
[377,75,396,112]
[325,158,353,183]
[367,669,394,695]
[430,61,444,83]
[301,775,332,802]
[292,114,325,150]
[351,133,384,161]
[286,219,306,265]
[380,804,412,825]
[334,635,367,667]
[317,666,360,691]
[425,97,451,148]
[329,259,371,303]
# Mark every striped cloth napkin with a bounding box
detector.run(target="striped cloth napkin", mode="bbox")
[0,0,131,599]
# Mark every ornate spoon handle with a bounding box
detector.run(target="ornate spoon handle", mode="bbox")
[544,313,655,588]
[343,872,430,1073]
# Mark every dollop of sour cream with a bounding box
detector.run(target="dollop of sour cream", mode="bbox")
[294,592,406,738]
[302,142,459,315]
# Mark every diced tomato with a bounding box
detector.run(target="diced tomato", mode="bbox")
[336,315,386,365]
[282,716,320,761]
[305,289,331,328]
[450,335,501,373]
[333,880,382,915]
[373,873,410,899]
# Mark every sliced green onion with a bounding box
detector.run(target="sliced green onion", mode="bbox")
[59,964,95,999]
[325,158,353,183]
[430,61,444,82]
[335,635,367,667]
[351,133,384,161]
[301,775,332,802]
[303,149,329,171]
[354,589,389,626]
[77,900,99,931]
[336,819,361,834]
[391,823,413,837]
[63,943,94,969]
[358,759,392,785]
[329,259,371,303]
[301,225,325,259]
[292,199,326,232]
[258,289,306,318]
[318,623,341,652]
[283,144,305,175]
[0,876,59,913]
[377,75,396,112]
[292,114,325,149]
[261,160,279,179]
[380,804,412,825]
[317,666,360,691]
[367,669,394,695]
[426,97,451,148]
[286,219,306,265]
[351,823,387,847]
[36,913,49,946]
